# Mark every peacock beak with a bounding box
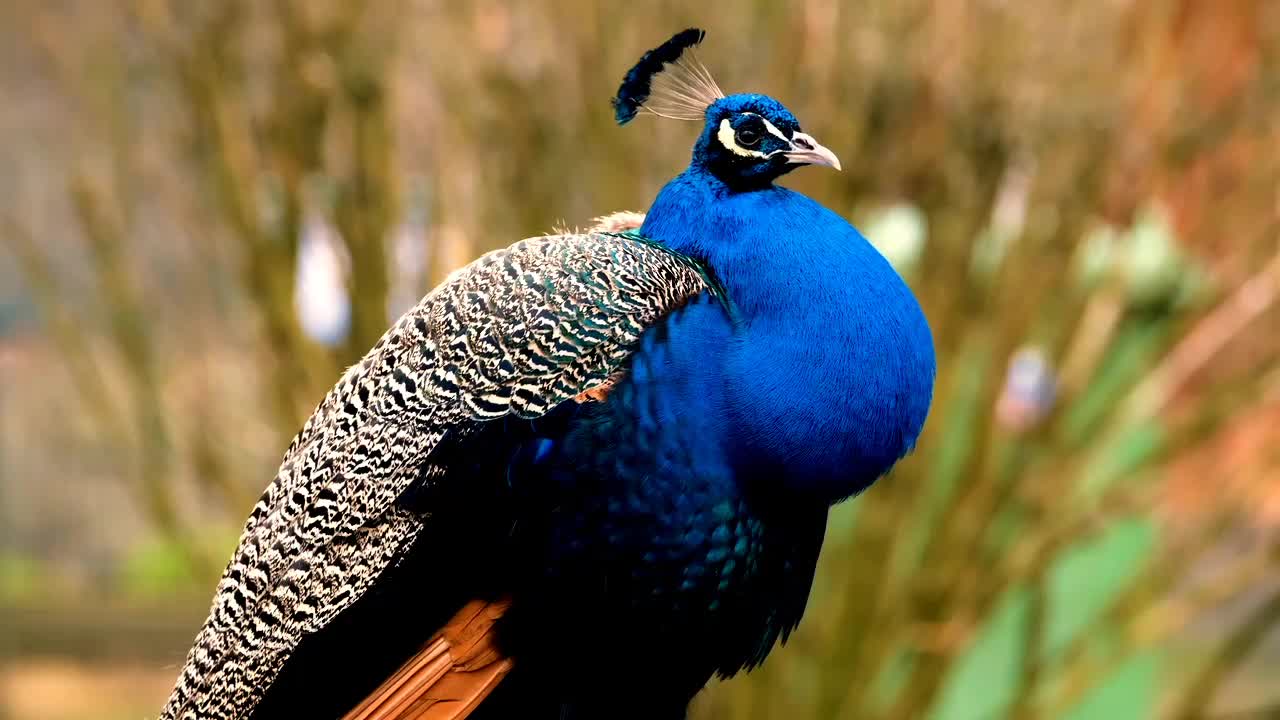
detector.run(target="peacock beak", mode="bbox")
[784,132,842,171]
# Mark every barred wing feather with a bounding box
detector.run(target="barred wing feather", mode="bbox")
[160,224,711,720]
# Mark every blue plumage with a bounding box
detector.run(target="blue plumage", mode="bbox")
[196,29,935,720]
[494,295,831,715]
[487,64,935,720]
[640,92,935,502]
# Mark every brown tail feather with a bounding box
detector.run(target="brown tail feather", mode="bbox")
[343,599,513,720]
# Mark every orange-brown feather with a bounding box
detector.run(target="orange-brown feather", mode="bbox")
[342,599,512,720]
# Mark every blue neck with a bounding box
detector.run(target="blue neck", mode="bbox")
[639,166,936,502]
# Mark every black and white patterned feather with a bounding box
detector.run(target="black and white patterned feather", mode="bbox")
[159,228,711,720]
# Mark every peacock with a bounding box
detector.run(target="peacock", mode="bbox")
[159,28,936,720]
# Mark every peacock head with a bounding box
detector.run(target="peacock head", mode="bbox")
[613,29,841,189]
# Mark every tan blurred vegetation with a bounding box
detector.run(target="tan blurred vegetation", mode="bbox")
[2,1,1280,719]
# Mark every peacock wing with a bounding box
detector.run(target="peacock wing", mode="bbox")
[160,216,714,720]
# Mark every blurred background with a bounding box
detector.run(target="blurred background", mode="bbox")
[2,1,1279,718]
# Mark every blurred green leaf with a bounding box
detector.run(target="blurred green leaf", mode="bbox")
[1063,321,1172,448]
[1077,421,1165,500]
[1062,651,1159,720]
[931,588,1031,720]
[1046,520,1157,659]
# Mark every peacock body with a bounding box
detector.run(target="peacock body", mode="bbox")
[161,29,935,720]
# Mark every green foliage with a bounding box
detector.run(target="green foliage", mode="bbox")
[118,539,201,599]
[117,527,240,599]
[0,552,46,603]
[1046,521,1156,663]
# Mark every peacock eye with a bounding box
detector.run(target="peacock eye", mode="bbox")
[736,126,762,147]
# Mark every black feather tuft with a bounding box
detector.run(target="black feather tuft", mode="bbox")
[612,28,707,125]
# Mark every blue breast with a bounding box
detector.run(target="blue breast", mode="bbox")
[642,168,936,502]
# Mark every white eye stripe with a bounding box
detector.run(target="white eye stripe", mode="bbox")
[716,113,796,159]
[759,115,790,142]
[737,112,792,142]
[717,118,770,158]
